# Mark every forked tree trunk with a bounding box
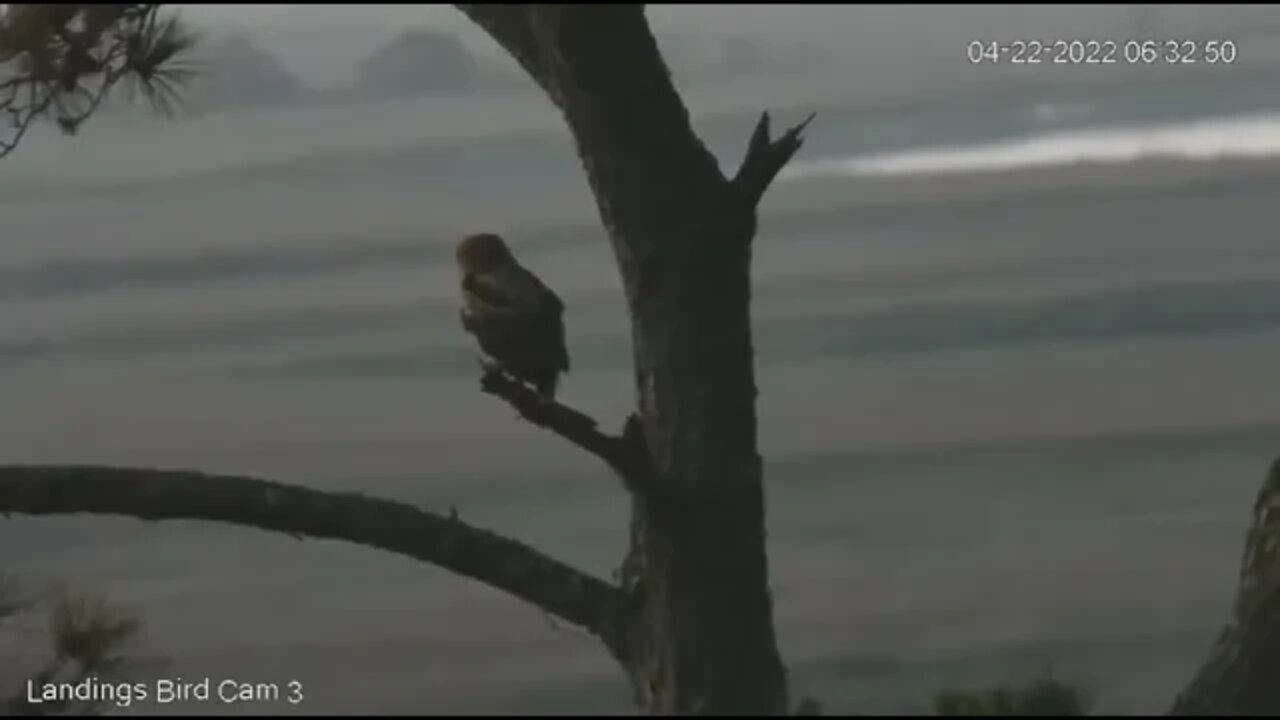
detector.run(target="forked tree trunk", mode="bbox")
[456,5,797,713]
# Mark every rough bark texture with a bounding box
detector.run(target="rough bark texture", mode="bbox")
[1170,457,1280,715]
[456,5,811,714]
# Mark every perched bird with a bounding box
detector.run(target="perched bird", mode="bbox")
[456,232,570,399]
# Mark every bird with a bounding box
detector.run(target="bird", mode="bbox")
[455,232,570,400]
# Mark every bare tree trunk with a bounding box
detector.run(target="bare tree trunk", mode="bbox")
[456,6,811,713]
[616,208,783,714]
[1171,458,1280,715]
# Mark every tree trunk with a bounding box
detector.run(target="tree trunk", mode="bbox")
[556,50,788,710]
[455,6,803,713]
[618,203,787,714]
[1171,458,1280,715]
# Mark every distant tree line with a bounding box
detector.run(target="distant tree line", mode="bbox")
[171,24,829,114]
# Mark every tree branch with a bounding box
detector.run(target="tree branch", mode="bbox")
[0,4,197,160]
[732,111,816,208]
[0,465,629,662]
[0,80,55,159]
[479,368,656,498]
[1171,456,1280,715]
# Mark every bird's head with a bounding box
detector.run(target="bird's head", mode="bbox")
[456,233,514,275]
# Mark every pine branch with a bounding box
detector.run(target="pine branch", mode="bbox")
[0,4,199,159]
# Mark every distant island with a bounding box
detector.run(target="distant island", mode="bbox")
[659,31,827,82]
[178,28,496,112]
[110,26,828,116]
[186,32,309,112]
[352,29,481,98]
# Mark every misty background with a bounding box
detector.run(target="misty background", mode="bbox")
[5,3,1280,715]
[175,4,1280,105]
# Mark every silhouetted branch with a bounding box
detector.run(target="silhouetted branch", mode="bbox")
[732,111,816,208]
[0,465,628,661]
[479,368,655,498]
[0,4,198,159]
[1171,456,1280,715]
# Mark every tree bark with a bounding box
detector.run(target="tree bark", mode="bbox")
[1171,457,1280,715]
[456,6,812,714]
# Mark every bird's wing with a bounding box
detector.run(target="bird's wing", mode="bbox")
[463,274,516,311]
[466,266,562,317]
[524,272,569,372]
[462,267,570,374]
[527,272,565,315]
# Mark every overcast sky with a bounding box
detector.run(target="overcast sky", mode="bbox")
[171,5,1264,53]
[170,4,1239,32]
[168,4,1276,93]
[174,4,857,32]
[169,5,845,43]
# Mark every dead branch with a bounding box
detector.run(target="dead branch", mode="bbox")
[732,111,816,208]
[0,464,628,661]
[479,367,655,498]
